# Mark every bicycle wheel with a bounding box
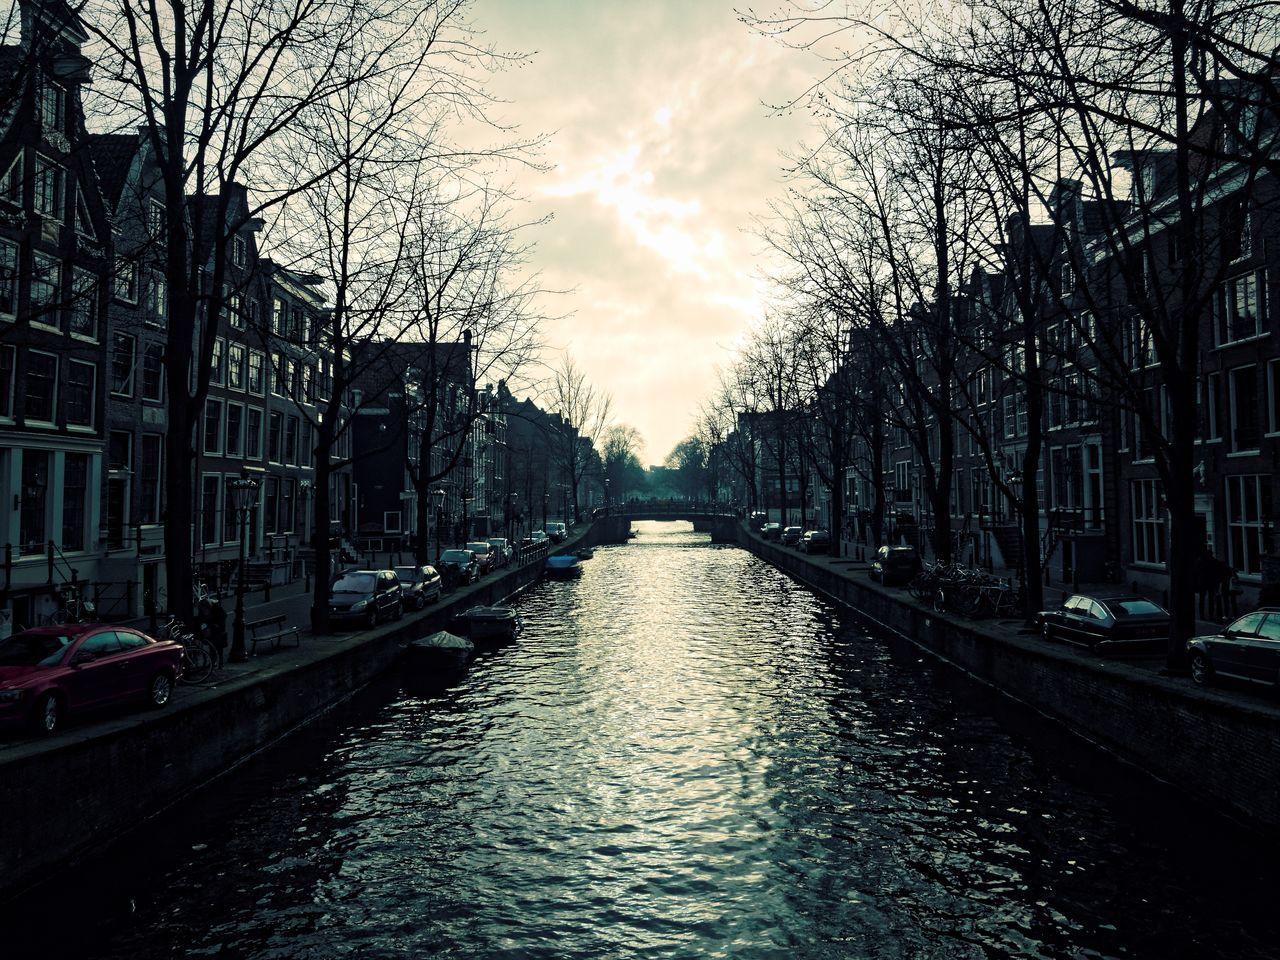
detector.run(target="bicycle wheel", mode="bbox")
[50,608,70,625]
[181,640,214,684]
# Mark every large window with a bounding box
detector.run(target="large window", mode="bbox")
[64,361,95,427]
[1216,270,1266,345]
[61,453,87,551]
[24,351,57,423]
[203,398,223,455]
[201,475,220,546]
[246,407,263,459]
[0,345,14,418]
[69,269,97,339]
[1226,475,1268,578]
[142,343,164,402]
[147,270,167,327]
[228,343,246,389]
[210,337,226,386]
[19,451,49,554]
[1130,478,1166,566]
[1,154,22,205]
[225,403,244,458]
[284,415,298,464]
[111,334,135,396]
[30,254,60,328]
[248,350,265,395]
[268,411,283,462]
[39,81,64,133]
[139,434,162,525]
[0,239,17,317]
[33,156,64,219]
[223,477,240,543]
[1229,364,1260,452]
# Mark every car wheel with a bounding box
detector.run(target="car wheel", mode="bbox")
[33,692,60,734]
[147,672,174,709]
[394,600,403,621]
[1190,651,1212,686]
[367,606,379,629]
[415,594,426,611]
[1042,623,1055,642]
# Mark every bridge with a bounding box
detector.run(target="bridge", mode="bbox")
[590,503,741,544]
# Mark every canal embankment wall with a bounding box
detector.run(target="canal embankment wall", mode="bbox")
[0,543,579,902]
[739,529,1280,833]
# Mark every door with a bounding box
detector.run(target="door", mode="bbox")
[1243,613,1280,684]
[113,629,156,697]
[61,630,127,710]
[1211,612,1265,678]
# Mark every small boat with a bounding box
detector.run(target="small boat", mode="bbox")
[546,554,583,579]
[453,605,522,644]
[574,546,594,560]
[406,630,475,665]
[627,529,638,539]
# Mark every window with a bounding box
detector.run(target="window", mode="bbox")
[30,254,60,328]
[246,407,263,459]
[114,258,138,303]
[61,453,87,551]
[271,354,287,397]
[225,403,244,457]
[1216,271,1266,345]
[1229,364,1260,452]
[0,239,16,317]
[248,350,265,394]
[0,154,21,204]
[139,434,162,525]
[201,475,220,546]
[24,351,56,422]
[39,81,64,133]
[142,343,164,402]
[203,399,223,455]
[281,478,296,533]
[272,298,285,335]
[65,361,95,427]
[75,187,95,238]
[228,292,244,330]
[33,156,63,219]
[210,337,226,386]
[268,411,283,462]
[69,268,97,338]
[0,345,13,417]
[1224,201,1251,263]
[1131,478,1166,566]
[1125,313,1158,368]
[264,476,279,533]
[1270,360,1280,436]
[223,477,240,543]
[1059,261,1074,297]
[301,420,313,467]
[232,235,247,268]
[147,270,167,326]
[228,343,246,389]
[148,200,166,248]
[1205,371,1222,441]
[1226,475,1268,578]
[19,451,49,554]
[384,511,402,533]
[284,415,298,464]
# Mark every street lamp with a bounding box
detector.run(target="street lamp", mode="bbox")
[506,492,517,543]
[228,476,260,663]
[542,491,549,532]
[432,487,446,564]
[604,479,610,514]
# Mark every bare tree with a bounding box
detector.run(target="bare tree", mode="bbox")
[546,354,612,523]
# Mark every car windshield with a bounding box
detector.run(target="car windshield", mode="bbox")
[1111,599,1165,617]
[393,567,420,583]
[488,539,507,548]
[332,573,375,593]
[466,543,490,554]
[441,550,472,563]
[0,632,74,667]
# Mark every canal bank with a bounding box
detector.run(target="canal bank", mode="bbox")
[0,531,601,902]
[738,524,1280,833]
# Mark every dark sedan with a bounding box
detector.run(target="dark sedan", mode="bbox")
[394,565,443,610]
[439,549,480,587]
[1039,594,1170,651]
[329,569,404,628]
[1188,608,1280,688]
[0,624,183,735]
[799,530,831,554]
[761,523,782,541]
[781,526,804,546]
[870,546,921,586]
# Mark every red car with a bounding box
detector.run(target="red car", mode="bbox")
[0,624,183,735]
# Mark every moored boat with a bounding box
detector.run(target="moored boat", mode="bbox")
[546,555,583,579]
[453,605,522,644]
[574,547,594,560]
[406,630,475,665]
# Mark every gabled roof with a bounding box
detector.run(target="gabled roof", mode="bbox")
[87,132,137,208]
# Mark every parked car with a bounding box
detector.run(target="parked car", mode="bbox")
[439,548,481,587]
[761,523,783,541]
[0,624,183,735]
[329,569,404,628]
[393,565,443,610]
[487,538,512,567]
[1039,594,1170,651]
[870,546,922,585]
[529,530,549,544]
[749,511,768,529]
[781,526,804,547]
[800,530,831,554]
[1188,608,1280,688]
[546,522,568,543]
[466,541,496,574]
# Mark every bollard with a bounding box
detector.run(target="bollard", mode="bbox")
[264,575,271,602]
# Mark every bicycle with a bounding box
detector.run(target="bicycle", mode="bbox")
[159,614,218,684]
[51,584,97,624]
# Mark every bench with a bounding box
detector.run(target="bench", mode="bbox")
[245,614,300,654]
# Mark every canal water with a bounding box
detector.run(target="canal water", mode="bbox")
[10,522,1280,958]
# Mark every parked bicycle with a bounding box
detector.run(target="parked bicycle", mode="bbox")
[158,614,218,684]
[50,583,97,624]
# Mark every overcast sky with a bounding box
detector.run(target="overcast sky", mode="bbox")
[479,1,812,464]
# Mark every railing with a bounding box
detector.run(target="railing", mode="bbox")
[596,502,736,518]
